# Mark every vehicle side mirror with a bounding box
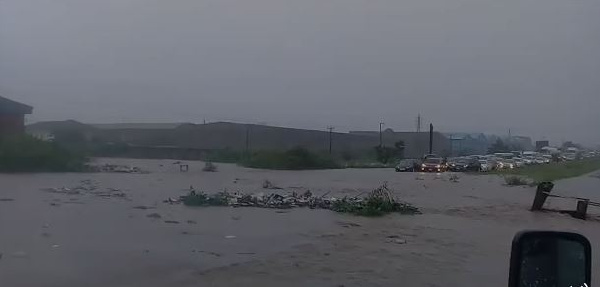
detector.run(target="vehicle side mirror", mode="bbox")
[509,231,591,287]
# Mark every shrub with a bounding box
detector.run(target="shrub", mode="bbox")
[240,147,340,170]
[504,176,529,186]
[0,135,87,172]
[202,161,218,172]
[182,191,229,206]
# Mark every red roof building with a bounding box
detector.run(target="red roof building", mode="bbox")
[0,96,33,135]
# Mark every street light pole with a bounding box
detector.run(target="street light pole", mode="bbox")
[327,126,334,154]
[379,122,385,147]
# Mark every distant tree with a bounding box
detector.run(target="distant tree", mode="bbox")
[394,140,406,160]
[374,146,395,164]
[508,143,524,151]
[562,141,582,150]
[374,141,406,163]
[341,150,354,161]
[488,139,510,153]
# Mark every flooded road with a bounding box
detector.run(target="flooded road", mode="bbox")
[1,158,600,287]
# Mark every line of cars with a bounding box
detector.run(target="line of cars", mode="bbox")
[395,151,599,173]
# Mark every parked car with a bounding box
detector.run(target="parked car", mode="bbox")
[522,157,534,165]
[504,159,516,169]
[497,159,515,169]
[395,159,419,172]
[448,158,468,172]
[513,158,525,168]
[420,157,446,172]
[478,160,491,172]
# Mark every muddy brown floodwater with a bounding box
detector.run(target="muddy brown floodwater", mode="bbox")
[1,158,600,287]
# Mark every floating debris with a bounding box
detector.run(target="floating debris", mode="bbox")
[202,162,218,172]
[146,213,162,219]
[175,183,420,217]
[336,221,361,228]
[43,181,128,200]
[387,238,407,244]
[262,179,282,189]
[164,220,180,224]
[132,205,155,210]
[91,164,147,174]
[0,198,14,202]
[449,174,460,183]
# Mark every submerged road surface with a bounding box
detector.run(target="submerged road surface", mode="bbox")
[1,158,600,287]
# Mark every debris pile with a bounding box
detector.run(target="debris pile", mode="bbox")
[43,180,127,199]
[174,182,420,217]
[92,164,147,174]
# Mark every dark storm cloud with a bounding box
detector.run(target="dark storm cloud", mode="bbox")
[1,0,599,144]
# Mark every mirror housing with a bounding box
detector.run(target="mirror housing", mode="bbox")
[509,231,591,287]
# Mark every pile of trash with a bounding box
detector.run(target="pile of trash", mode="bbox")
[171,183,420,217]
[90,164,147,174]
[42,180,127,199]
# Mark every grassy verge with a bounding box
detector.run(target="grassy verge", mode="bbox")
[239,147,341,170]
[496,159,600,182]
[0,136,87,172]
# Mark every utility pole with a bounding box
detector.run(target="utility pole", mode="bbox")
[416,114,422,133]
[379,122,385,147]
[429,123,434,155]
[327,126,334,154]
[245,125,250,154]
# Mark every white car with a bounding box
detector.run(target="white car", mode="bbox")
[478,160,491,172]
[513,158,525,168]
[522,157,534,165]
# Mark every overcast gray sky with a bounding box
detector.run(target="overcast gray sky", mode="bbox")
[1,0,598,145]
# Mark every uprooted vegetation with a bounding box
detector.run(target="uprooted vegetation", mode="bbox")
[177,182,419,217]
[330,183,420,216]
[504,175,530,186]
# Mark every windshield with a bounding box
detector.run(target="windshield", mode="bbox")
[1,1,599,286]
[424,158,443,164]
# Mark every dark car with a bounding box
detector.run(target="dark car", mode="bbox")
[395,159,419,172]
[448,158,482,172]
[448,159,468,172]
[464,159,482,172]
[420,157,446,172]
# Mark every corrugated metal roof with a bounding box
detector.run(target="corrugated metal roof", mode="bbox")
[0,96,33,115]
[91,123,189,130]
